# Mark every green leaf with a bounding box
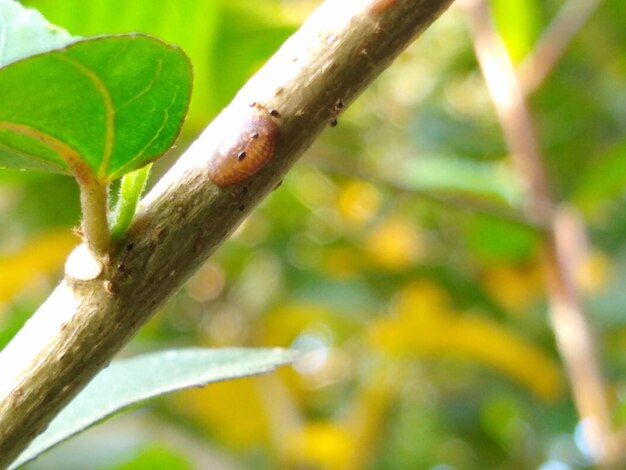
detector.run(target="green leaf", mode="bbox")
[0,0,74,66]
[111,445,194,470]
[466,216,538,262]
[393,154,524,208]
[10,347,297,469]
[110,163,152,240]
[489,0,541,63]
[573,139,626,212]
[0,34,192,181]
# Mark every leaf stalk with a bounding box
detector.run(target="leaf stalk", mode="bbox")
[79,180,111,257]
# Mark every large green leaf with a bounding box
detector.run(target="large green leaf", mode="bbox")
[0,0,73,66]
[0,34,192,181]
[10,347,297,469]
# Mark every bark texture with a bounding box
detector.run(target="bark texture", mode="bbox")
[0,0,454,465]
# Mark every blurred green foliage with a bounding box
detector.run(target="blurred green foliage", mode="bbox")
[2,0,626,469]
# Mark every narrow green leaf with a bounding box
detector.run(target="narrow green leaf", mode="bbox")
[393,154,524,208]
[10,348,297,469]
[0,34,192,181]
[110,163,152,240]
[0,0,74,67]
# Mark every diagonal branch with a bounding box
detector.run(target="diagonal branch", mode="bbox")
[0,0,455,465]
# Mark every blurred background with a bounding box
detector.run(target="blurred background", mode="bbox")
[3,0,626,468]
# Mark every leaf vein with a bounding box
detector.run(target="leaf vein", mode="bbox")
[0,121,93,183]
[117,59,164,112]
[56,54,114,180]
[111,87,178,179]
[0,139,66,173]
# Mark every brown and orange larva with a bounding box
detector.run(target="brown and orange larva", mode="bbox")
[208,113,280,188]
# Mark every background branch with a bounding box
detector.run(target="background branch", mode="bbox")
[462,0,621,464]
[0,0,454,465]
[517,0,603,95]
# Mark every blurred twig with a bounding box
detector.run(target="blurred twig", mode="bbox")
[462,0,621,464]
[518,0,603,95]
